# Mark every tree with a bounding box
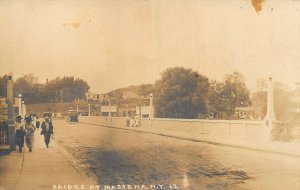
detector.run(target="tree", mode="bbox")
[45,77,90,103]
[137,84,154,97]
[14,73,40,104]
[0,75,10,97]
[207,80,228,118]
[154,67,209,119]
[207,72,251,119]
[222,72,251,112]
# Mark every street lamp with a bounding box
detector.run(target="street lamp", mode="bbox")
[22,101,26,117]
[149,93,154,127]
[18,94,22,116]
[149,93,153,119]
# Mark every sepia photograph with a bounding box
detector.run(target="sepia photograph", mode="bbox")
[1,0,300,189]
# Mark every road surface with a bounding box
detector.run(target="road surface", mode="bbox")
[53,119,300,190]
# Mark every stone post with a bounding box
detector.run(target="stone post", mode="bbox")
[6,75,15,150]
[264,77,276,140]
[264,77,276,126]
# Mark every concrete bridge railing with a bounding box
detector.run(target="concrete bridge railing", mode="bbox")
[78,116,300,156]
[79,116,267,143]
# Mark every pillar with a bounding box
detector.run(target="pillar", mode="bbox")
[149,93,154,119]
[264,77,276,126]
[264,77,277,141]
[18,94,22,116]
[6,75,15,150]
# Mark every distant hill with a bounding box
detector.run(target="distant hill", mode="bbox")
[107,84,154,99]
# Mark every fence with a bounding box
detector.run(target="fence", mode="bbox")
[0,121,9,146]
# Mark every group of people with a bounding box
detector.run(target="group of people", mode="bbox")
[14,114,54,153]
[126,115,140,127]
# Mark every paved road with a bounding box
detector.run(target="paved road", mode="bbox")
[53,119,300,190]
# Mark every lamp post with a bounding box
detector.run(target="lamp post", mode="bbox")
[149,93,153,127]
[22,101,25,117]
[88,104,91,116]
[107,99,112,126]
[149,93,153,119]
[23,104,27,117]
[108,99,111,118]
[18,94,22,116]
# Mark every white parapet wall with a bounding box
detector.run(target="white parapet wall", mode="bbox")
[78,116,300,156]
[79,116,264,143]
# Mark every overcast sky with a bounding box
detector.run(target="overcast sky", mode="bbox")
[1,0,300,93]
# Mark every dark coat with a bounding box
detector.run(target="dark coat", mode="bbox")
[41,121,53,135]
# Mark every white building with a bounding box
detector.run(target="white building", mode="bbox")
[85,92,109,102]
[101,105,117,116]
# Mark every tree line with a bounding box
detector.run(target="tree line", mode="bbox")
[5,67,289,120]
[108,67,252,119]
[0,74,90,104]
[153,67,251,119]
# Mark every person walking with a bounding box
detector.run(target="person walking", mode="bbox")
[41,116,53,148]
[36,116,40,130]
[126,114,130,127]
[24,116,36,152]
[14,115,25,153]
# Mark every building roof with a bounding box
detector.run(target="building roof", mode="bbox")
[235,107,253,111]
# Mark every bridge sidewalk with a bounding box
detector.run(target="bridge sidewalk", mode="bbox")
[0,130,94,190]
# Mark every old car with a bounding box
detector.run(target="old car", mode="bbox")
[67,110,78,123]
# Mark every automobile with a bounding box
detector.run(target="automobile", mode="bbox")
[67,110,78,123]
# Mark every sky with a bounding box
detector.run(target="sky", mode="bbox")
[1,0,300,93]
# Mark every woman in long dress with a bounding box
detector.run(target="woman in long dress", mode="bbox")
[41,116,53,148]
[25,116,36,152]
[14,115,25,153]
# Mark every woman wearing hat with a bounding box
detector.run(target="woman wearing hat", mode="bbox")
[14,115,25,152]
[41,116,53,148]
[25,116,36,152]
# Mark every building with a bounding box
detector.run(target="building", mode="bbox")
[0,97,21,121]
[235,107,254,120]
[100,105,117,117]
[85,92,109,103]
[135,106,153,118]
